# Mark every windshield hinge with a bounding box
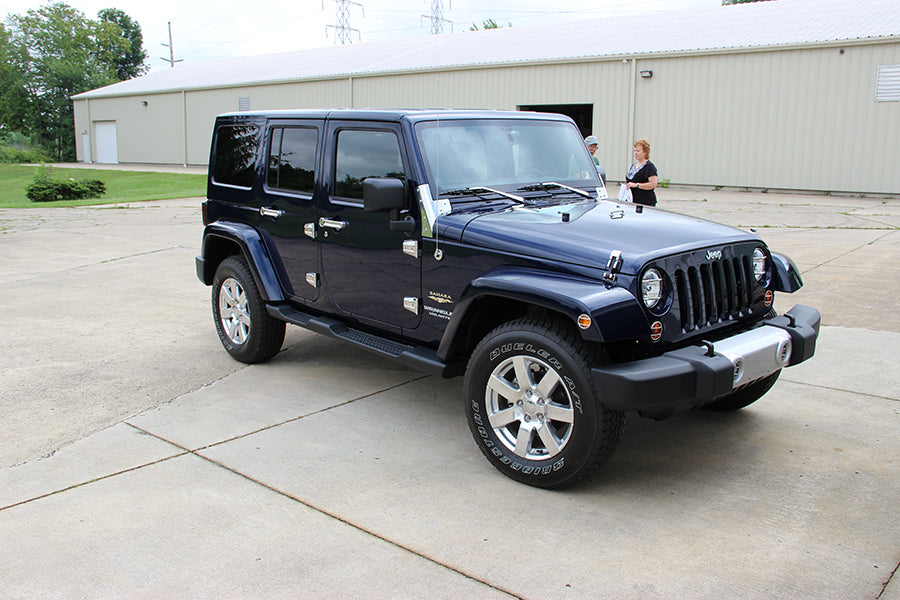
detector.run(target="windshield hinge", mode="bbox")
[603,250,623,282]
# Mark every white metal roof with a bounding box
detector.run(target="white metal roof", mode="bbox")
[74,0,900,99]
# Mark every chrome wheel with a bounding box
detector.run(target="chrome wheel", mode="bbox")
[465,317,624,488]
[218,276,250,345]
[485,354,575,461]
[211,255,284,364]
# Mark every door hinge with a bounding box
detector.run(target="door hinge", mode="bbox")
[304,222,316,239]
[306,272,319,288]
[403,297,419,314]
[403,240,419,258]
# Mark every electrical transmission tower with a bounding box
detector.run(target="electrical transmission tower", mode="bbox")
[327,0,364,45]
[423,0,452,34]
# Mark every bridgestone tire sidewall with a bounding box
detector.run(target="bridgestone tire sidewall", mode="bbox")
[464,322,602,488]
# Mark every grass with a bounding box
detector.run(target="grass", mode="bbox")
[0,164,207,208]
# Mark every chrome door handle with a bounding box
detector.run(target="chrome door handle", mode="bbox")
[260,207,284,218]
[319,217,348,231]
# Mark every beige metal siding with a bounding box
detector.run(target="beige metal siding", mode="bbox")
[183,80,351,164]
[350,62,617,109]
[71,41,899,194]
[73,93,187,165]
[351,61,630,185]
[630,42,900,194]
[73,100,90,162]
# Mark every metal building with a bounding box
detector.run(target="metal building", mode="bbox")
[72,0,900,195]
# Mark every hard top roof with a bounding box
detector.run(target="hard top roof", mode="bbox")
[215,108,575,123]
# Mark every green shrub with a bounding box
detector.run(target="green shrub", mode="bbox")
[25,165,107,202]
[0,132,51,164]
[0,145,51,164]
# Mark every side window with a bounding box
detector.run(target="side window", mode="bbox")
[267,126,318,194]
[334,129,405,201]
[213,124,260,188]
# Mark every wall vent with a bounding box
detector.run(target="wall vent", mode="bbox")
[238,97,251,111]
[875,65,900,102]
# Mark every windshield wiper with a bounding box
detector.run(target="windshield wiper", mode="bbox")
[517,182,593,199]
[440,186,526,203]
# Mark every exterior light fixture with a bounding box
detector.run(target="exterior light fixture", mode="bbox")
[640,70,653,79]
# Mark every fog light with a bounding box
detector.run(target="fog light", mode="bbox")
[777,338,792,366]
[577,314,592,329]
[733,358,744,383]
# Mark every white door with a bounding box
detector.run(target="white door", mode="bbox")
[81,133,92,163]
[94,122,118,164]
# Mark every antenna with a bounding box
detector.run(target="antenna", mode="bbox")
[422,0,452,34]
[160,21,183,68]
[326,0,364,45]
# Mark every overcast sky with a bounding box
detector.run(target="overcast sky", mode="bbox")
[2,0,725,73]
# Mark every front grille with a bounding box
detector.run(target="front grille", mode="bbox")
[673,254,756,332]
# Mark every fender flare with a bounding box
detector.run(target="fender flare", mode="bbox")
[771,252,803,293]
[437,266,647,358]
[197,221,285,302]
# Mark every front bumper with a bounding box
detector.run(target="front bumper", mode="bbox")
[592,304,820,416]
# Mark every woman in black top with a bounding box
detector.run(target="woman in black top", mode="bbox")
[625,139,658,207]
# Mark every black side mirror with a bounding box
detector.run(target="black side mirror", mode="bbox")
[363,177,406,212]
[363,177,416,233]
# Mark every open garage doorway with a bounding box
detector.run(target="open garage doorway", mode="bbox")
[518,104,593,139]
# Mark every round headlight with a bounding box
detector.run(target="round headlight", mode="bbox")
[752,247,767,281]
[641,268,664,309]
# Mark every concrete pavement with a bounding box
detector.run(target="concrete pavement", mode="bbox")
[1,186,898,599]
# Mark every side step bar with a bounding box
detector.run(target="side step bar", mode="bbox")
[267,304,457,378]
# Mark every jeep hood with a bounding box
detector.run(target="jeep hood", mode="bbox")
[438,200,760,275]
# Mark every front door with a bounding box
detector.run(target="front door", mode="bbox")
[258,120,323,301]
[319,121,421,332]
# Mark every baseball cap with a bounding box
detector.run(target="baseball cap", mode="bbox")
[584,135,599,145]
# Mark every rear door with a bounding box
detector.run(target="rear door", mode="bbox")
[258,119,323,301]
[319,120,421,332]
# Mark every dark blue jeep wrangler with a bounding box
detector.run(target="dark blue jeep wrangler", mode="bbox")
[196,109,820,488]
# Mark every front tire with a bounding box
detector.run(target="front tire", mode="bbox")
[212,255,285,364]
[464,316,624,489]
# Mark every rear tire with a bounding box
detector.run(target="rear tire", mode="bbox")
[464,316,624,489]
[212,255,285,364]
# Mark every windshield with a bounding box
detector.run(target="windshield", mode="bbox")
[414,119,600,198]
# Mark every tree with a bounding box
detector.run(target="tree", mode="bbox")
[0,24,30,135]
[4,3,143,161]
[469,19,510,31]
[98,8,148,80]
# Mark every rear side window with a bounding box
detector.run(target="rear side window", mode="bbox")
[213,124,260,188]
[334,130,405,201]
[267,127,318,194]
